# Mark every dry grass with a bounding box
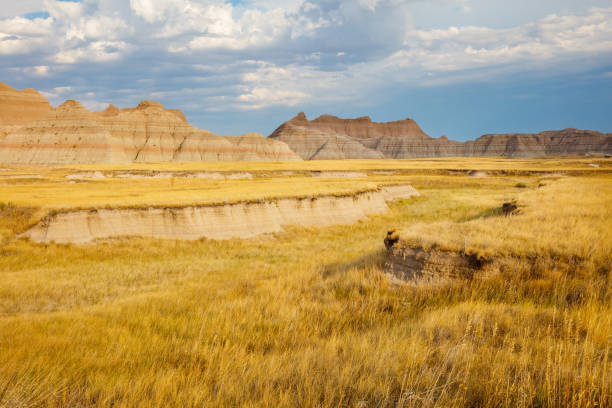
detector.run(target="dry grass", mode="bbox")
[57,156,612,172]
[0,158,609,407]
[1,156,608,211]
[1,156,611,175]
[400,175,612,261]
[0,176,388,211]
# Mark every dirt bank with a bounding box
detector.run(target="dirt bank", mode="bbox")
[23,185,419,244]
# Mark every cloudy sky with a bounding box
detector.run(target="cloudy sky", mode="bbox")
[1,0,611,140]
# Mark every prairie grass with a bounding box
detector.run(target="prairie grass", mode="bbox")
[0,159,609,407]
[0,156,610,176]
[1,156,606,211]
[0,176,386,211]
[399,175,612,262]
[55,156,612,172]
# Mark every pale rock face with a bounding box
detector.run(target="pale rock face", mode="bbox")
[0,82,302,164]
[23,185,419,244]
[172,131,241,162]
[270,113,612,159]
[0,82,52,139]
[224,133,305,162]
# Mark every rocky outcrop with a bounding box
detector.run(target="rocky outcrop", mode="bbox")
[385,245,486,285]
[270,113,612,159]
[22,185,419,244]
[0,86,301,164]
[0,82,52,139]
[382,229,489,284]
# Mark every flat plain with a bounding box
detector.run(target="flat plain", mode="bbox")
[0,157,610,407]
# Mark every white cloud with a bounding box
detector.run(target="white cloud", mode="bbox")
[81,99,111,111]
[0,0,610,115]
[159,3,239,38]
[39,86,71,102]
[166,6,289,51]
[356,0,382,12]
[129,0,175,23]
[44,0,83,20]
[55,41,129,64]
[66,15,130,41]
[54,86,72,94]
[236,87,310,110]
[212,6,612,109]
[0,15,53,36]
[27,65,50,76]
[0,15,54,54]
[0,1,46,19]
[237,0,303,14]
[394,7,612,77]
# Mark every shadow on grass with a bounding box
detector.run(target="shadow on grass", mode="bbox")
[461,206,504,222]
[321,248,387,279]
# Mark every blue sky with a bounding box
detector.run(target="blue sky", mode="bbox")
[1,0,611,140]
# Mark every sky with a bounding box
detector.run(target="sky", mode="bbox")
[1,0,611,140]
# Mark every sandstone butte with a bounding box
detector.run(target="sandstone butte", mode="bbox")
[269,112,612,159]
[0,82,52,139]
[0,82,301,165]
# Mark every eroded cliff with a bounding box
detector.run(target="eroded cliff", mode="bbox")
[23,185,420,243]
[270,113,612,159]
[0,83,301,164]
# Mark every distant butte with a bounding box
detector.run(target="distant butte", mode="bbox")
[269,112,612,159]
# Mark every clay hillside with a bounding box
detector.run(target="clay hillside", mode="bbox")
[0,82,52,139]
[0,82,301,165]
[269,112,612,159]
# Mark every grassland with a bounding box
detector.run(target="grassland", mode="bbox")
[0,157,608,211]
[62,156,612,172]
[0,158,610,407]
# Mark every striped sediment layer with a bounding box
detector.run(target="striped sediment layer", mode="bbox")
[384,245,490,286]
[0,100,133,165]
[270,113,612,159]
[22,185,419,244]
[0,83,52,139]
[0,95,301,164]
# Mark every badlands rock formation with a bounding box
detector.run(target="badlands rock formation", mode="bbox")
[270,113,612,159]
[0,83,300,164]
[224,133,304,162]
[0,100,132,165]
[0,82,51,139]
[464,129,612,157]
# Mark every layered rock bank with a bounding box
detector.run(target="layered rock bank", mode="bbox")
[22,185,419,244]
[0,82,51,139]
[270,113,612,159]
[384,244,487,285]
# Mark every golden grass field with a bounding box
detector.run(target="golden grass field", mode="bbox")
[0,158,610,407]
